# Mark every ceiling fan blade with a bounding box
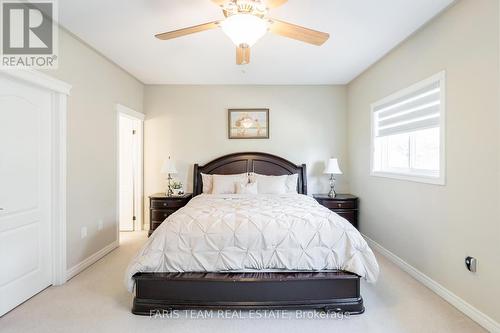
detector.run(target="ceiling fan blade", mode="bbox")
[266,0,288,8]
[269,19,329,46]
[236,46,250,65]
[155,21,219,40]
[211,0,227,6]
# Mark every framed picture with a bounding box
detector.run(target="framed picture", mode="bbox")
[228,109,269,139]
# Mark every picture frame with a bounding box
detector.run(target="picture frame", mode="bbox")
[228,108,269,139]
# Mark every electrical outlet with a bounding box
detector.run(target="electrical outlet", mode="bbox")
[465,256,477,273]
[97,219,104,231]
[81,226,87,239]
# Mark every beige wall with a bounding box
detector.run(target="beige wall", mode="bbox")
[144,85,348,202]
[347,0,500,323]
[42,29,144,269]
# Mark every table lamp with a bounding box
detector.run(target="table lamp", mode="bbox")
[324,158,343,198]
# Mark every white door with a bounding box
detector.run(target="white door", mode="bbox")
[119,115,137,231]
[0,76,52,316]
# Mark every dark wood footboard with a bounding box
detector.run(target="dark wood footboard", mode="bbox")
[132,271,364,315]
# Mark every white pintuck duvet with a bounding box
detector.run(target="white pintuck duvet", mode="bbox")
[125,194,379,292]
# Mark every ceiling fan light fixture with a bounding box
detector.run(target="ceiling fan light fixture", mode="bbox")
[220,14,269,47]
[155,0,329,65]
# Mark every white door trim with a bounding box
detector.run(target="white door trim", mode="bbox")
[0,68,71,95]
[0,68,71,286]
[116,104,145,235]
[117,103,145,121]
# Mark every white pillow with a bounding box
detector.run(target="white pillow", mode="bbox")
[201,173,213,193]
[254,174,287,194]
[235,182,258,195]
[285,173,299,194]
[250,173,299,194]
[211,174,249,194]
[201,173,247,194]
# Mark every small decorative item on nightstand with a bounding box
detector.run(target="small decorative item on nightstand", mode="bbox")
[161,156,177,197]
[324,158,343,198]
[313,194,359,229]
[148,193,192,237]
[171,181,184,196]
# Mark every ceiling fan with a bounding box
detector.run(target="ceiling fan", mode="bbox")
[155,0,330,65]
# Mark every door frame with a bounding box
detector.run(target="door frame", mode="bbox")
[116,104,145,236]
[0,68,71,286]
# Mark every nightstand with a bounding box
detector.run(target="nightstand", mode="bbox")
[313,194,359,229]
[148,193,192,237]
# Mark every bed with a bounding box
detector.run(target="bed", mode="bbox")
[126,152,378,315]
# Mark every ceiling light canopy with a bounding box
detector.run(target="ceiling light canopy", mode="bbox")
[220,14,269,47]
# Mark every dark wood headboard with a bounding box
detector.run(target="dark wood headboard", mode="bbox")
[193,152,307,196]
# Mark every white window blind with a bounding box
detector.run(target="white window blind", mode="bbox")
[374,80,441,138]
[370,71,445,185]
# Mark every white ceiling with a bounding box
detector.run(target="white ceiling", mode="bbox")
[59,0,454,84]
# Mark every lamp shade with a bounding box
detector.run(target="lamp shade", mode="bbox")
[161,157,177,174]
[220,14,269,47]
[324,158,343,175]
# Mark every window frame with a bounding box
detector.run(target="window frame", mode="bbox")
[370,71,446,185]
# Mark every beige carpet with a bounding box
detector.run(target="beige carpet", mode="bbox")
[0,232,484,333]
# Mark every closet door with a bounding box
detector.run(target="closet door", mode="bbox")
[0,76,53,316]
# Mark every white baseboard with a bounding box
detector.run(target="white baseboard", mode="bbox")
[66,240,119,281]
[363,235,500,333]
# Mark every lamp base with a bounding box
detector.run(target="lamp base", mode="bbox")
[328,174,336,198]
[166,174,173,197]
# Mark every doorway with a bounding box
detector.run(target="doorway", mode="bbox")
[117,104,144,233]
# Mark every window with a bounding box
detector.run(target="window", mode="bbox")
[371,72,445,185]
